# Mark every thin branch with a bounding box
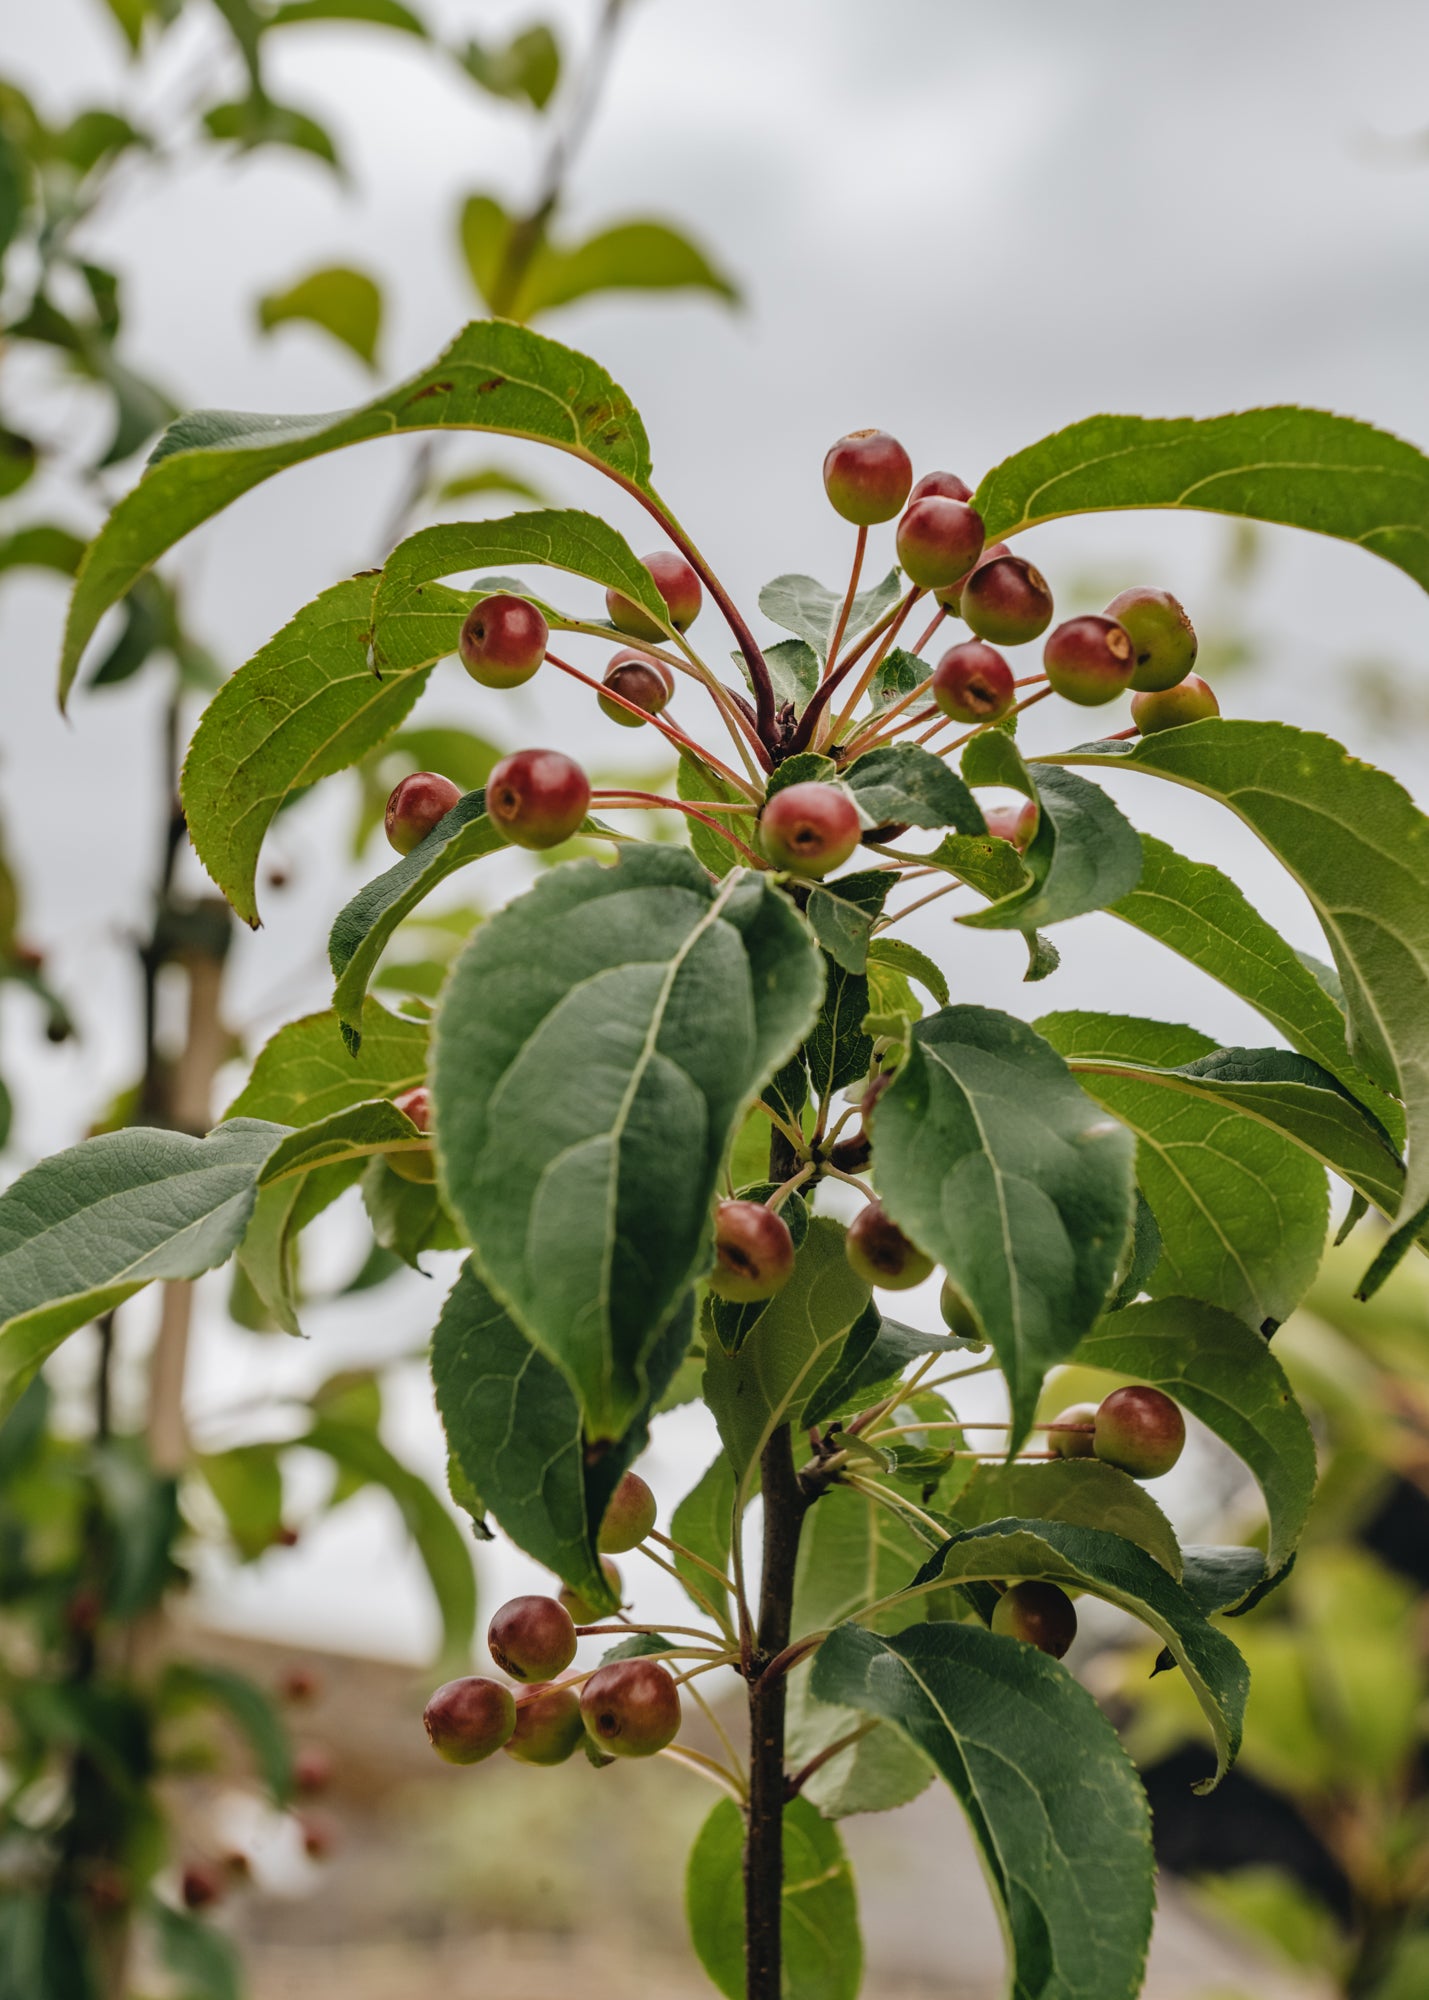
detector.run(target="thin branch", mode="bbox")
[785,1719,879,1798]
[822,526,867,683]
[547,650,757,796]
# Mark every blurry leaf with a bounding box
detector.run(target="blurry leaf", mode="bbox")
[150,1899,241,2000]
[258,264,383,368]
[458,24,560,108]
[160,1660,293,1801]
[0,427,36,497]
[56,109,147,175]
[686,1795,861,2000]
[203,95,342,173]
[92,1441,179,1616]
[0,524,86,576]
[512,219,739,320]
[432,463,546,505]
[198,1445,284,1560]
[270,0,427,30]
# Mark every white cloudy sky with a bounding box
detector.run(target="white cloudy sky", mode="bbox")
[4,0,1429,1661]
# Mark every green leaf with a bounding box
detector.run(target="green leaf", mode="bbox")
[1072,1296,1316,1579]
[911,1517,1247,1781]
[369,508,669,666]
[977,404,1429,596]
[960,735,1141,932]
[270,0,427,31]
[758,569,901,660]
[807,958,872,1099]
[257,1098,420,1183]
[675,752,747,879]
[361,1156,462,1268]
[874,1005,1136,1447]
[703,1217,871,1487]
[431,462,546,505]
[1037,1013,1330,1330]
[686,1795,861,2000]
[746,636,820,713]
[869,647,924,711]
[198,1445,284,1560]
[843,743,984,834]
[433,848,824,1438]
[228,1002,427,1124]
[459,24,560,108]
[866,938,949,1008]
[160,1660,293,1800]
[150,1901,241,2000]
[804,869,890,974]
[0,1120,285,1414]
[922,828,1031,905]
[203,95,341,172]
[303,1415,475,1668]
[1179,1544,1270,1617]
[61,319,652,702]
[512,219,740,321]
[1040,721,1429,1216]
[669,1453,738,1627]
[953,1460,1181,1576]
[432,1259,687,1610]
[330,792,498,1039]
[801,1306,975,1429]
[257,264,382,368]
[1109,833,1400,1138]
[810,1621,1154,2000]
[180,575,447,924]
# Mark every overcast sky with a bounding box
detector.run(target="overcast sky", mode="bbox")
[5,0,1429,1666]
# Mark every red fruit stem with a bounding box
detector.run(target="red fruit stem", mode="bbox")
[1103,724,1139,740]
[591,790,765,869]
[838,671,935,758]
[783,586,917,756]
[916,679,1053,750]
[821,524,868,685]
[648,1528,739,1597]
[544,651,757,797]
[823,585,925,743]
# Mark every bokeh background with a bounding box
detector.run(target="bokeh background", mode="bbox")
[4,4,1429,1997]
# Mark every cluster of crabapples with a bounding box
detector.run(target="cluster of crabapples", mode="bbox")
[379,422,1215,879]
[421,1470,685,1771]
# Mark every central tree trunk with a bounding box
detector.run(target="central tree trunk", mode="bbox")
[744,1422,807,1998]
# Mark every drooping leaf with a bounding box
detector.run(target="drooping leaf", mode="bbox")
[704,1218,871,1487]
[843,743,984,834]
[257,264,383,368]
[1179,1545,1271,1617]
[668,1452,739,1628]
[61,319,652,701]
[874,1004,1136,1447]
[1040,721,1429,1215]
[433,848,822,1437]
[458,24,560,108]
[865,938,948,1008]
[159,1660,293,1800]
[811,1621,1154,2000]
[953,1460,1181,1576]
[198,1445,284,1561]
[804,869,891,974]
[432,1260,688,1611]
[203,95,342,172]
[960,734,1141,932]
[977,405,1429,595]
[801,1305,976,1429]
[685,1794,861,2000]
[1072,1295,1317,1580]
[1037,1013,1330,1330]
[180,575,453,924]
[269,0,427,31]
[758,569,901,660]
[361,1156,462,1269]
[0,1121,285,1413]
[257,1098,421,1184]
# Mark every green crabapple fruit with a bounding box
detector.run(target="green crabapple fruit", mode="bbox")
[709,1198,797,1302]
[1094,1385,1186,1479]
[1131,674,1219,733]
[909,470,973,504]
[487,1595,578,1683]
[846,1202,934,1291]
[960,554,1055,645]
[931,640,1015,723]
[598,650,675,727]
[895,496,986,589]
[597,1470,658,1554]
[1042,615,1136,706]
[982,799,1039,851]
[485,748,590,850]
[559,1558,622,1625]
[936,539,1010,615]
[384,772,461,855]
[939,1276,986,1347]
[505,1683,586,1766]
[606,551,703,639]
[760,781,862,877]
[579,1658,682,1758]
[386,1084,435,1184]
[991,1581,1077,1659]
[823,429,913,525]
[423,1675,517,1764]
[458,594,549,688]
[1046,1402,1099,1459]
[1105,587,1197,692]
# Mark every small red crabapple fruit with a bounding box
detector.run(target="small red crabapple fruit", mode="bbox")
[1094,1385,1186,1479]
[294,1747,332,1794]
[579,1658,682,1758]
[298,1811,337,1861]
[458,594,548,688]
[823,429,913,524]
[982,799,1039,851]
[598,649,676,728]
[606,551,703,639]
[896,496,986,590]
[423,1675,518,1764]
[961,554,1055,645]
[1105,587,1198,692]
[505,1682,586,1766]
[931,640,1015,723]
[597,1470,658,1554]
[1131,674,1219,733]
[278,1665,320,1703]
[1043,615,1137,706]
[1046,1403,1099,1459]
[991,1581,1077,1658]
[181,1862,225,1911]
[939,1277,987,1347]
[488,1595,578,1683]
[559,1558,622,1625]
[384,772,461,855]
[485,748,590,850]
[846,1203,934,1291]
[709,1199,797,1302]
[760,782,862,877]
[386,1083,435,1184]
[909,470,973,504]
